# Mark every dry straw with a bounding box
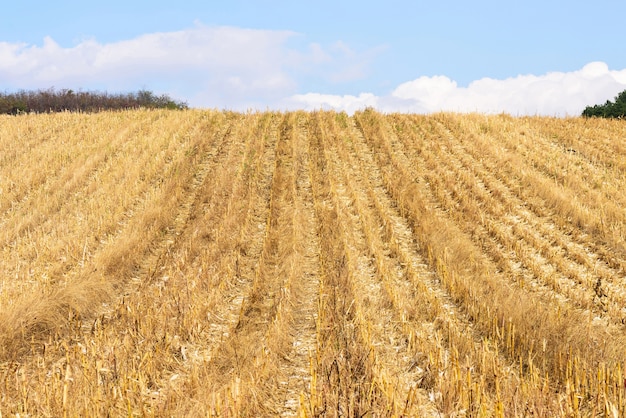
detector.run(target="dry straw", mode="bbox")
[1,109,625,416]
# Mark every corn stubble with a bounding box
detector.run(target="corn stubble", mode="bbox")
[1,109,626,416]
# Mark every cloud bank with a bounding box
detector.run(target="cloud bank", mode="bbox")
[289,62,626,116]
[0,24,371,109]
[1,25,625,115]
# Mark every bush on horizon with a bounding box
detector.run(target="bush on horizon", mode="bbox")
[0,88,188,115]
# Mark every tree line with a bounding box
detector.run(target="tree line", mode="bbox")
[0,88,188,115]
[3,87,624,118]
[582,89,626,118]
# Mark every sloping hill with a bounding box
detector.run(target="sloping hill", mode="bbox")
[1,109,625,416]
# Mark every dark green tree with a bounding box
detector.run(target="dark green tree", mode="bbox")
[582,89,626,118]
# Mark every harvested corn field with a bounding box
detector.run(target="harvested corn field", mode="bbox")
[1,109,626,416]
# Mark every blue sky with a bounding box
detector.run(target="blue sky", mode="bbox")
[1,0,625,114]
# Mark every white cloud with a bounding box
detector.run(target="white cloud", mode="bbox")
[0,26,299,107]
[290,62,626,116]
[289,92,379,114]
[0,24,376,109]
[2,27,624,116]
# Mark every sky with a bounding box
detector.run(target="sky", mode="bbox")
[1,0,626,115]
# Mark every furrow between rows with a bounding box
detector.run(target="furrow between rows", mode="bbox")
[426,115,626,322]
[353,110,626,415]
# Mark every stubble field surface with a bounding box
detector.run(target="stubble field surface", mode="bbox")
[1,109,626,417]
